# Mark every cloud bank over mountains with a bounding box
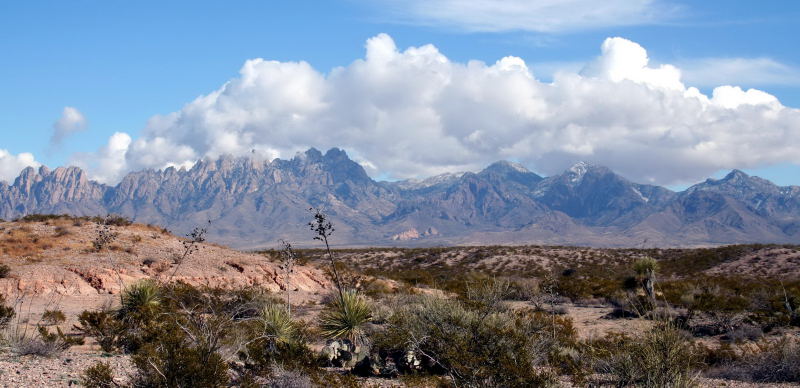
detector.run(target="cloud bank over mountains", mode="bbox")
[2,34,799,186]
[0,150,40,183]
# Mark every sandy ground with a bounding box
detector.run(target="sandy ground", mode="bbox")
[0,350,133,387]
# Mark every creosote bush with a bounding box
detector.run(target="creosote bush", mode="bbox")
[81,361,117,388]
[590,323,701,387]
[376,293,561,387]
[708,337,800,383]
[131,318,230,387]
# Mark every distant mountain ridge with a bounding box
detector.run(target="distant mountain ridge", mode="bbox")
[1,148,798,248]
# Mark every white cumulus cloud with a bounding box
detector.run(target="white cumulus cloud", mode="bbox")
[0,150,41,183]
[70,132,132,184]
[50,106,87,148]
[364,0,679,33]
[80,34,800,186]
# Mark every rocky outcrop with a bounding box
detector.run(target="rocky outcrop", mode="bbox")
[0,220,330,298]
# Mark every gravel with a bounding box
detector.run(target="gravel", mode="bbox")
[0,350,133,387]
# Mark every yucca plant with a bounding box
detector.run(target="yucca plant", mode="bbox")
[117,279,161,322]
[319,289,372,345]
[260,304,297,346]
[634,257,659,302]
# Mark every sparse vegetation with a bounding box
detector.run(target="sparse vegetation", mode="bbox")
[2,214,799,386]
[167,222,208,280]
[92,218,119,252]
[8,325,83,357]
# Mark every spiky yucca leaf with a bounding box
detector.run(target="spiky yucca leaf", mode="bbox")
[633,257,659,276]
[260,304,296,345]
[118,279,161,321]
[318,290,372,345]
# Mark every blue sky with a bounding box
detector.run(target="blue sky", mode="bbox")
[1,0,799,188]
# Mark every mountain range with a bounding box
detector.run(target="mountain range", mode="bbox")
[1,147,799,248]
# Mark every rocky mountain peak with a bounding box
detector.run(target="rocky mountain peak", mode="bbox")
[13,166,43,193]
[689,169,779,198]
[569,161,591,176]
[298,147,324,162]
[478,160,542,189]
[482,160,530,174]
[560,161,613,185]
[723,169,749,182]
[0,148,798,247]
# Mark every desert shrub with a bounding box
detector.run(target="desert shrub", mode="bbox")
[696,342,740,368]
[0,264,10,278]
[556,275,622,301]
[131,318,230,387]
[53,226,71,237]
[592,324,700,387]
[128,283,294,386]
[708,337,800,383]
[504,277,540,300]
[76,308,126,352]
[41,309,66,325]
[18,214,70,223]
[10,326,83,357]
[94,214,132,227]
[376,294,558,387]
[318,290,372,345]
[240,305,316,375]
[362,278,395,298]
[160,283,277,321]
[92,223,119,252]
[722,324,763,343]
[81,361,117,388]
[0,294,13,329]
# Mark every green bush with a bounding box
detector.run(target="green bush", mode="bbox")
[376,294,558,387]
[593,324,700,387]
[76,308,126,352]
[241,305,316,375]
[131,319,230,387]
[81,362,116,388]
[0,264,10,278]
